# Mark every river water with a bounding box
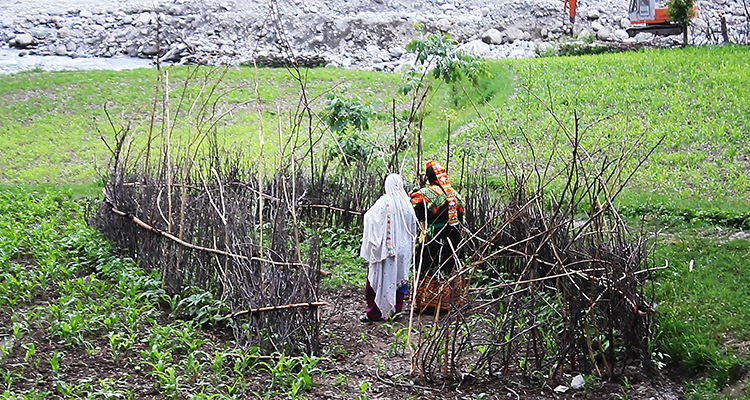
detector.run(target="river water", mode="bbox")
[0,48,156,75]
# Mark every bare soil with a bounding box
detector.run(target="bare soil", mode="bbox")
[1,286,685,399]
[313,288,685,400]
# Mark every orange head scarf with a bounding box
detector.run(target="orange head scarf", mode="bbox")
[426,160,460,226]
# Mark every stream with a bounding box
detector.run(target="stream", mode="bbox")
[0,48,156,75]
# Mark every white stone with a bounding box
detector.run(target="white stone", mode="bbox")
[57,27,71,38]
[459,39,490,55]
[536,41,556,54]
[597,28,614,40]
[505,27,525,42]
[615,29,630,40]
[620,17,632,28]
[134,13,151,26]
[388,46,405,58]
[554,385,570,393]
[634,31,654,41]
[576,28,592,40]
[55,45,67,55]
[572,24,586,36]
[571,374,586,390]
[587,9,600,20]
[508,48,535,58]
[13,33,34,48]
[79,10,93,18]
[66,41,77,52]
[482,28,505,44]
[591,21,604,31]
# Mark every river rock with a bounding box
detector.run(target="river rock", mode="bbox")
[460,39,490,55]
[505,27,525,43]
[13,33,35,48]
[587,9,601,20]
[482,28,505,44]
[141,44,159,56]
[0,0,746,72]
[634,32,654,41]
[55,44,67,55]
[57,27,71,38]
[614,29,629,40]
[597,27,614,40]
[508,47,535,58]
[134,13,152,26]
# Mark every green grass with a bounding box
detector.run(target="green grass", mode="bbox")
[0,66,402,190]
[651,235,750,386]
[495,45,750,205]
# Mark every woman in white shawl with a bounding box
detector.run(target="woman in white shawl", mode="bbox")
[360,173,418,322]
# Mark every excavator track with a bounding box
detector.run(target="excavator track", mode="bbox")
[626,23,684,37]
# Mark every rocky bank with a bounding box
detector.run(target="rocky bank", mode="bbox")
[1,0,748,70]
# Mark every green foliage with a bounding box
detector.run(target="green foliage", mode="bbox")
[405,31,489,86]
[0,189,264,397]
[557,43,621,57]
[650,237,750,386]
[319,227,365,289]
[667,0,697,24]
[621,203,750,230]
[177,288,229,327]
[495,45,750,206]
[259,353,323,398]
[323,92,372,134]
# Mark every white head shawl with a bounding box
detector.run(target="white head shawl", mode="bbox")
[360,174,417,318]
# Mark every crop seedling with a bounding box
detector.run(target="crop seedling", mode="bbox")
[356,381,370,400]
[50,351,62,379]
[22,343,37,368]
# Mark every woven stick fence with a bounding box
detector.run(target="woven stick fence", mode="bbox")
[90,52,387,355]
[407,113,664,382]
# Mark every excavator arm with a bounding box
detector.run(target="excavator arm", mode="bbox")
[563,0,577,23]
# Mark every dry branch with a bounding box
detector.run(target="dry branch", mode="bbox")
[222,301,329,320]
[103,196,331,276]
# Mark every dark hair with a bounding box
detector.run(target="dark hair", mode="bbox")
[426,166,438,185]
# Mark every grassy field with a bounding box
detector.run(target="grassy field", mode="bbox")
[1,45,750,398]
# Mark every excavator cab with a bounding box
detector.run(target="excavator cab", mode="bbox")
[629,0,654,21]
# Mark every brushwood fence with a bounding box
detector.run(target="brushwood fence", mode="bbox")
[94,151,382,355]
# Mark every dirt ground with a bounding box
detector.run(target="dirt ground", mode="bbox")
[312,288,685,400]
[1,286,685,399]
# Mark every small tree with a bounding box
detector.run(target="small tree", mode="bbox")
[322,92,374,165]
[667,0,697,46]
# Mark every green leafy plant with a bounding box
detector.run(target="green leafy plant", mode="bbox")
[177,289,228,327]
[404,30,488,88]
[356,381,370,400]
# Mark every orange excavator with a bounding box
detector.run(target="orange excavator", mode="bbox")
[563,0,698,37]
